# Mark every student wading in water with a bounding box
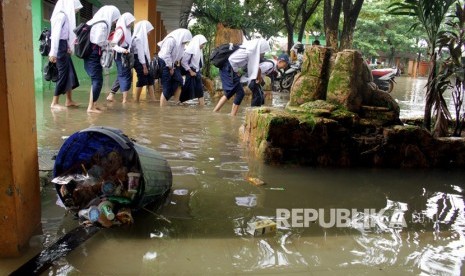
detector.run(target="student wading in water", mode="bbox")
[106,12,135,103]
[180,34,208,106]
[132,20,156,103]
[48,0,83,110]
[157,28,192,107]
[213,38,271,115]
[84,5,120,113]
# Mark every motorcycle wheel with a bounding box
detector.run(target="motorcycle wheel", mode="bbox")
[280,74,294,91]
[387,81,394,93]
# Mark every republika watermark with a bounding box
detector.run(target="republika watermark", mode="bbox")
[276,208,408,229]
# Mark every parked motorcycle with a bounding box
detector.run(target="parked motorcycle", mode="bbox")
[371,67,397,93]
[275,61,302,93]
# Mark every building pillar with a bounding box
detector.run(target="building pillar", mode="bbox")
[155,11,162,51]
[0,0,41,257]
[133,0,157,98]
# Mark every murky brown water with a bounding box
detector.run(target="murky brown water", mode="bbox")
[2,76,465,275]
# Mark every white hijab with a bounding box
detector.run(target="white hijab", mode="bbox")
[157,28,192,62]
[243,38,270,81]
[50,0,83,48]
[184,34,207,71]
[132,20,154,62]
[115,12,135,46]
[87,5,120,31]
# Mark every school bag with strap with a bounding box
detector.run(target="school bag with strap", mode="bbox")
[209,43,240,68]
[39,28,51,56]
[149,54,162,79]
[108,26,125,45]
[73,20,108,59]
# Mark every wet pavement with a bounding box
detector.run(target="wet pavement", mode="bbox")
[2,76,465,275]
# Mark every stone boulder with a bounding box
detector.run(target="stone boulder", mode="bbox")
[289,46,333,106]
[326,50,365,112]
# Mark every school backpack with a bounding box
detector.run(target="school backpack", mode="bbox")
[73,20,107,59]
[108,26,125,45]
[209,43,240,68]
[149,55,162,79]
[39,28,51,56]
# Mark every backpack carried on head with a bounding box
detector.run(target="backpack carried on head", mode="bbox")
[210,43,240,68]
[73,20,107,59]
[149,54,162,79]
[39,28,51,56]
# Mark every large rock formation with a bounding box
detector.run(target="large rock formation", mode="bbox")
[240,47,465,167]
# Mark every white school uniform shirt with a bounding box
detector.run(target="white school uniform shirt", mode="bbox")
[111,12,135,53]
[259,60,276,79]
[229,39,270,83]
[181,34,207,72]
[49,0,82,56]
[87,5,120,47]
[158,28,192,68]
[131,20,154,65]
[49,13,69,57]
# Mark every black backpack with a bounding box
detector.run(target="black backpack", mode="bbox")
[210,43,240,68]
[149,55,162,79]
[73,20,107,59]
[39,28,51,56]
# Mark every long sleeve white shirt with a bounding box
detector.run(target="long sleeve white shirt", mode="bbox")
[228,48,248,73]
[132,38,147,65]
[158,37,176,68]
[89,22,109,47]
[111,28,128,53]
[49,12,69,57]
[181,52,194,72]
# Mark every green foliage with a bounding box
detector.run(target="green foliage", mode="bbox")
[354,0,427,63]
[192,0,281,39]
[436,2,465,136]
[388,0,455,134]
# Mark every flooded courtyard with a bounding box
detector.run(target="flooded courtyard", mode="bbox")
[2,76,465,275]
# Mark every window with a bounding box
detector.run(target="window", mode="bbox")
[42,0,57,21]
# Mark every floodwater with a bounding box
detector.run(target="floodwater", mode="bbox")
[2,76,465,275]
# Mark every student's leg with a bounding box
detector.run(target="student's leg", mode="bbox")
[65,90,79,107]
[147,85,156,102]
[50,96,64,110]
[135,87,142,103]
[173,86,181,102]
[230,85,245,116]
[213,95,228,112]
[87,87,101,113]
[121,91,128,103]
[198,97,205,106]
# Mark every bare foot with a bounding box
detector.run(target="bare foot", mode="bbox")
[51,104,65,110]
[122,99,128,104]
[87,108,102,113]
[106,93,115,102]
[65,101,80,107]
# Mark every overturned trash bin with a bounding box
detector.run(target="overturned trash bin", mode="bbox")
[52,126,172,227]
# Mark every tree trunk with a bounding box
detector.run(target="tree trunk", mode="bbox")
[424,51,437,131]
[324,0,342,50]
[215,23,243,47]
[339,0,364,50]
[279,0,295,53]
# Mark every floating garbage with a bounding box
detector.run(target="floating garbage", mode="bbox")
[246,177,265,186]
[52,126,172,228]
[247,219,277,236]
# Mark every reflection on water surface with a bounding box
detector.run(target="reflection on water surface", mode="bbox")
[2,77,465,275]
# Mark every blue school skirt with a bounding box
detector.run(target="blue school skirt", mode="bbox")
[134,54,154,88]
[115,53,132,91]
[220,62,244,105]
[55,39,79,96]
[160,58,183,100]
[180,70,203,102]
